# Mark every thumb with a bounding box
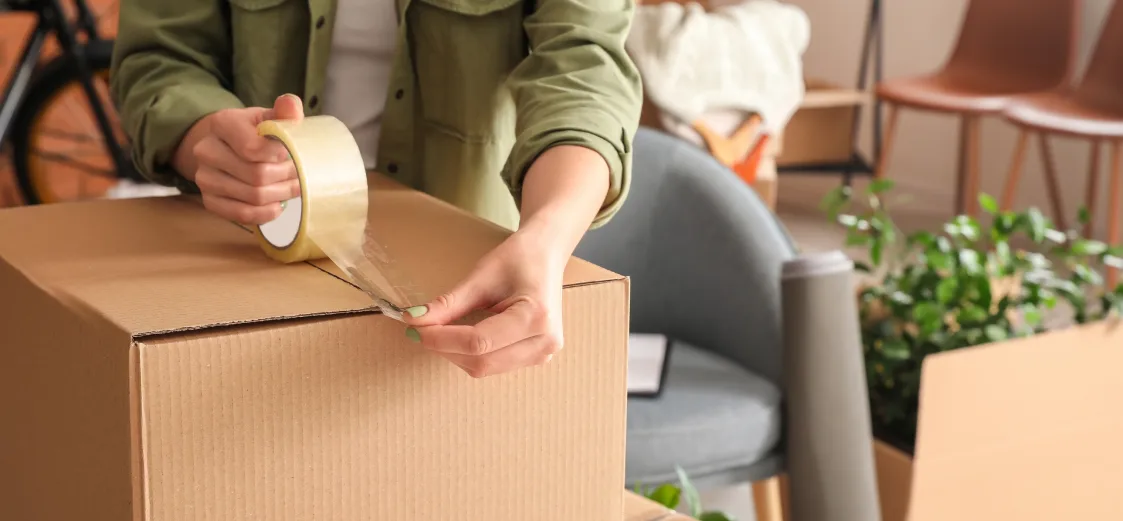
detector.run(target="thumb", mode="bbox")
[265,93,304,122]
[404,278,490,327]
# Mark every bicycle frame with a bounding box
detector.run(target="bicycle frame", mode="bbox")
[0,0,130,178]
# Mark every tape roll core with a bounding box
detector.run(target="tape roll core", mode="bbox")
[259,195,303,249]
[253,115,369,264]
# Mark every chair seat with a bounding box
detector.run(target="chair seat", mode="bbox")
[876,74,1032,114]
[625,340,782,486]
[1003,91,1123,138]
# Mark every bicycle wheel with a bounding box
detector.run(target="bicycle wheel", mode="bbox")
[10,40,141,205]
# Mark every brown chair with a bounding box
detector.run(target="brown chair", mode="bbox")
[874,0,1081,216]
[999,0,1123,287]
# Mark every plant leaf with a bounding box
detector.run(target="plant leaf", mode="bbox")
[646,484,681,510]
[913,302,944,335]
[1071,239,1109,256]
[867,179,895,194]
[978,193,998,214]
[881,339,911,361]
[820,186,852,218]
[675,466,702,517]
[936,277,958,304]
[1025,208,1048,243]
[1078,206,1092,225]
[871,239,884,266]
[984,324,1009,342]
[926,251,954,271]
[1072,264,1103,286]
[958,250,983,274]
[957,305,988,326]
[846,228,871,247]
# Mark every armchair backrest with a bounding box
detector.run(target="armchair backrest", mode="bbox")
[575,128,797,386]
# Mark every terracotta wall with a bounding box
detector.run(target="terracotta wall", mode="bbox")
[0,0,119,207]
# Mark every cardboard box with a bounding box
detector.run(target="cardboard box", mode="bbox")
[905,320,1123,520]
[874,439,914,521]
[776,79,869,167]
[0,177,630,521]
[774,321,1122,521]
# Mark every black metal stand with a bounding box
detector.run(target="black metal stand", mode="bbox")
[778,0,884,187]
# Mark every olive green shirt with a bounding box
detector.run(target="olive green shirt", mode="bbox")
[109,0,643,230]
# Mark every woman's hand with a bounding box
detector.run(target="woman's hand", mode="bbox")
[400,231,566,378]
[173,94,304,224]
[402,145,611,377]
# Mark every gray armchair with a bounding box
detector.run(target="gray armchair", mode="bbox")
[575,127,797,512]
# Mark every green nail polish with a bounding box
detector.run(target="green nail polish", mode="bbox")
[279,200,288,211]
[406,305,428,318]
[405,327,421,343]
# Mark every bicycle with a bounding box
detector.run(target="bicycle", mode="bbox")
[1,0,144,205]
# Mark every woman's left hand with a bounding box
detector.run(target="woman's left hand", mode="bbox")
[400,229,567,378]
[399,144,612,378]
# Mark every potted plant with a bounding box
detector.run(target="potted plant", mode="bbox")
[820,180,1123,520]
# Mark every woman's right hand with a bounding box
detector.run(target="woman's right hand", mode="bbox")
[175,94,305,225]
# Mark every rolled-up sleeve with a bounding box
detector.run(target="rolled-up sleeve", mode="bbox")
[109,0,245,192]
[501,0,644,228]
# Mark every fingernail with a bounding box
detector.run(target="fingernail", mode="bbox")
[405,327,421,343]
[405,305,428,318]
[279,200,287,211]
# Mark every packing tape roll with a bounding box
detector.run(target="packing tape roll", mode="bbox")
[254,115,421,322]
[253,115,369,264]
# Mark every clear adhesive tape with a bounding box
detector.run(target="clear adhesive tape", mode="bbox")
[254,115,368,264]
[254,115,415,322]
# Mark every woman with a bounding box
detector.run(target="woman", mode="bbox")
[109,0,642,377]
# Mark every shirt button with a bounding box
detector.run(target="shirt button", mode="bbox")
[387,163,399,174]
[395,89,404,100]
[309,95,319,108]
[315,16,325,29]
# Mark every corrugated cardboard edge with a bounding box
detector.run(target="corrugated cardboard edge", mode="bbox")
[908,318,1123,521]
[129,342,148,521]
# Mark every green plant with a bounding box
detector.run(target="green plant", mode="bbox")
[634,466,735,521]
[822,180,1123,448]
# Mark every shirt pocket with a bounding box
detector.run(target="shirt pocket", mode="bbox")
[226,0,308,105]
[410,0,526,138]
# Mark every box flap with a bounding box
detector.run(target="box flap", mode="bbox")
[0,177,620,337]
[623,491,677,520]
[907,320,1123,521]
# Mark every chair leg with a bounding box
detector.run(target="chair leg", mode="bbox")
[1001,129,1031,211]
[1085,140,1101,238]
[751,476,785,521]
[874,103,899,180]
[1107,142,1122,289]
[962,116,982,216]
[1038,133,1068,231]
